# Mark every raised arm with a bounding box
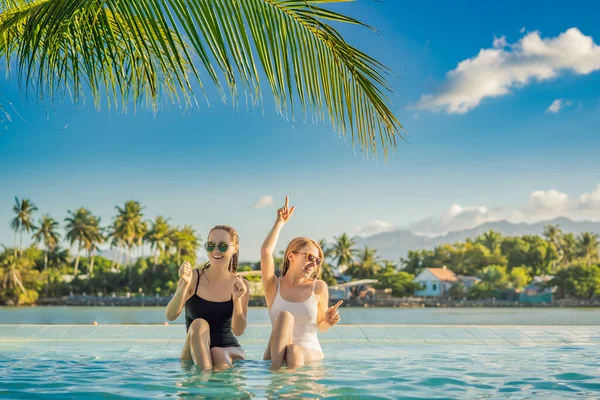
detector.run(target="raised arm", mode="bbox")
[165,261,193,321]
[260,196,294,303]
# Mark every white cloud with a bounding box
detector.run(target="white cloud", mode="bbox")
[354,220,397,237]
[251,195,274,209]
[546,98,573,113]
[493,35,508,49]
[546,99,563,113]
[578,184,600,209]
[409,205,494,236]
[414,28,600,114]
[520,27,526,34]
[529,189,569,209]
[407,183,600,236]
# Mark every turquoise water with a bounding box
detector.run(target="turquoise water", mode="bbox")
[2,306,600,325]
[2,342,599,399]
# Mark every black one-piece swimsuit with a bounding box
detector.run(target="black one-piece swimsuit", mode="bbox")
[184,269,241,349]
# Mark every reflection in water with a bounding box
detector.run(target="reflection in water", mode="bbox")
[1,344,600,398]
[176,357,329,399]
[176,360,253,398]
[263,362,327,398]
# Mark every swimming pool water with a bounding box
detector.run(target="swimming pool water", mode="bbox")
[1,326,599,399]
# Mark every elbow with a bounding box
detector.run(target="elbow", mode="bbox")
[165,309,176,322]
[233,325,246,337]
[232,319,247,337]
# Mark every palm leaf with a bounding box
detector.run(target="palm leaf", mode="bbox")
[0,0,403,157]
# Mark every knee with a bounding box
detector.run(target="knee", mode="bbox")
[275,310,294,325]
[189,318,210,335]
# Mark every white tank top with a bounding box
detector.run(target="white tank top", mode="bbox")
[268,279,322,352]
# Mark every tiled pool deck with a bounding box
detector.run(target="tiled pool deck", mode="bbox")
[1,325,599,348]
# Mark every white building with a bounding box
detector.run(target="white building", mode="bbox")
[413,266,459,297]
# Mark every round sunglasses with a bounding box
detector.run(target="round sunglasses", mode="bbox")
[204,241,232,253]
[293,252,322,266]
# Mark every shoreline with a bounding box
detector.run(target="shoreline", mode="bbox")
[15,296,600,308]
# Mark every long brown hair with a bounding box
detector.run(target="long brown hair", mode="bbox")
[281,237,323,280]
[201,225,239,280]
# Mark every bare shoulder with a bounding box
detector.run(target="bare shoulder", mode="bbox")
[314,279,328,294]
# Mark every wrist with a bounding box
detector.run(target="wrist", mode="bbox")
[179,280,190,289]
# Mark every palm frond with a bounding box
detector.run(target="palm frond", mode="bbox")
[0,0,403,157]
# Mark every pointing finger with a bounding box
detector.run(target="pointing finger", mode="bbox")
[285,196,289,208]
[332,300,343,310]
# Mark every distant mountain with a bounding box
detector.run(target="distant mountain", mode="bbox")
[355,218,600,262]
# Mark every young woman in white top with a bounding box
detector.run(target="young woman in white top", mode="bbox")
[260,196,343,369]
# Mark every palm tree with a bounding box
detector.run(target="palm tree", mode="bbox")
[317,239,336,286]
[171,225,200,265]
[112,201,146,287]
[331,233,358,274]
[64,207,93,277]
[10,197,38,256]
[478,230,502,253]
[146,216,171,266]
[47,246,70,268]
[32,214,60,276]
[107,216,127,270]
[560,233,578,266]
[0,1,402,158]
[347,245,381,280]
[113,201,145,266]
[83,214,105,275]
[577,232,599,266]
[543,224,563,269]
[107,233,124,270]
[543,224,563,246]
[1,254,26,295]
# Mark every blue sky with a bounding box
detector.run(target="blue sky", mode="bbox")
[1,0,599,261]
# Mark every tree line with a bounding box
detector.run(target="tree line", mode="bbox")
[2,197,599,305]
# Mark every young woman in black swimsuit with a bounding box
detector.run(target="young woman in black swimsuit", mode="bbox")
[165,225,250,370]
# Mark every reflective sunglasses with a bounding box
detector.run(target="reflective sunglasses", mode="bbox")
[293,252,322,266]
[204,241,232,252]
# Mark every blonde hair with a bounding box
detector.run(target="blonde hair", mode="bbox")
[281,237,323,280]
[202,225,239,274]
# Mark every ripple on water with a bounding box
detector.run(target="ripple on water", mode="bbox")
[0,344,599,399]
[554,372,596,381]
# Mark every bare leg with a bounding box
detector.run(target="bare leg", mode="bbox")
[188,318,212,370]
[180,331,192,361]
[263,336,271,360]
[269,311,294,369]
[284,344,305,369]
